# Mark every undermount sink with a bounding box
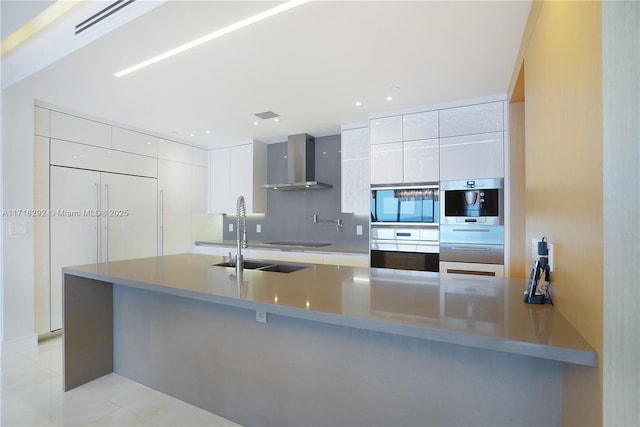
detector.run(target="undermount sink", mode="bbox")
[212,260,309,273]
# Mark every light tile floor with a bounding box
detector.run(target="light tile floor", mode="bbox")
[1,336,241,426]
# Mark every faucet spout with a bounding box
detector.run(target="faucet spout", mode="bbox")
[236,195,248,277]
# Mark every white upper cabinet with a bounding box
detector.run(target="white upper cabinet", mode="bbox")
[370,142,403,184]
[158,139,192,163]
[35,106,50,137]
[403,138,439,183]
[208,140,266,214]
[50,111,111,148]
[50,139,157,178]
[402,111,438,141]
[439,101,503,138]
[112,127,159,157]
[439,132,504,180]
[370,111,440,185]
[341,125,370,213]
[209,147,232,213]
[370,116,403,144]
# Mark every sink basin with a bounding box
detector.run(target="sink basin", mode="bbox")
[213,260,275,270]
[212,260,309,273]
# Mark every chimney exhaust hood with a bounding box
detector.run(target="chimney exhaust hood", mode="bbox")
[264,133,332,191]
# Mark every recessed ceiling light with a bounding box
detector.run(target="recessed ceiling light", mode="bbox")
[253,121,259,126]
[386,96,393,101]
[190,133,195,137]
[273,118,279,122]
[205,130,211,134]
[114,0,310,77]
[355,101,362,107]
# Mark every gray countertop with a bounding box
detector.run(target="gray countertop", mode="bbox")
[63,253,597,367]
[195,240,369,254]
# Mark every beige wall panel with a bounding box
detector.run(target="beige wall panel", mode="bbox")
[602,2,640,426]
[522,1,603,424]
[507,102,526,278]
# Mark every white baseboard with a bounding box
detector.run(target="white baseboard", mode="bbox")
[1,333,38,357]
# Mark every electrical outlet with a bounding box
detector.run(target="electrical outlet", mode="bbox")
[256,224,262,233]
[256,310,267,323]
[531,238,554,272]
[228,223,233,232]
[356,225,363,236]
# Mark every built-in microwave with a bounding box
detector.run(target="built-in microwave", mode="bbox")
[440,178,503,225]
[371,184,439,225]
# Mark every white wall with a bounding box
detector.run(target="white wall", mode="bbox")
[1,80,38,353]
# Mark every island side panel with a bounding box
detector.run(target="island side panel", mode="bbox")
[113,284,563,427]
[63,274,114,391]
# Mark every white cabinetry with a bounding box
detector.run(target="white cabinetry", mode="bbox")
[112,127,159,157]
[49,166,157,330]
[439,132,504,180]
[370,116,402,144]
[208,141,267,214]
[50,111,111,148]
[403,138,439,182]
[370,142,403,184]
[341,125,370,213]
[402,111,438,141]
[158,142,209,255]
[37,104,209,334]
[159,159,192,255]
[439,101,503,138]
[370,110,439,185]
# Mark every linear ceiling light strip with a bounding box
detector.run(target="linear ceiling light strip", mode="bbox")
[114,0,310,78]
[75,0,137,35]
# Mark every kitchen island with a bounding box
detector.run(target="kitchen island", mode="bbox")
[63,253,596,426]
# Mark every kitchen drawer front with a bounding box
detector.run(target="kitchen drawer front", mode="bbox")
[440,225,503,244]
[440,261,504,277]
[440,244,504,264]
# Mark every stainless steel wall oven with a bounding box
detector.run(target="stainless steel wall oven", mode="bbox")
[370,184,439,272]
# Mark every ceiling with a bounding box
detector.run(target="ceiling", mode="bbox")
[2,1,531,148]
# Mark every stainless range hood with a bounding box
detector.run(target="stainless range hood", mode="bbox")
[264,133,332,191]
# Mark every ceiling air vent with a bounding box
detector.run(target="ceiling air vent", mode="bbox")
[75,0,137,35]
[253,111,280,120]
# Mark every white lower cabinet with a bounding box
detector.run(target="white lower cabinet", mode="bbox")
[49,166,157,331]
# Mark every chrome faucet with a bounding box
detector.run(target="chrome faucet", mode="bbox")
[236,195,248,276]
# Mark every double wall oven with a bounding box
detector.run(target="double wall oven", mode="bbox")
[439,178,505,276]
[370,184,440,272]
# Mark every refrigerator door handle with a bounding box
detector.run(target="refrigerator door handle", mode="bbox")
[104,184,109,263]
[158,189,164,256]
[95,182,100,264]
